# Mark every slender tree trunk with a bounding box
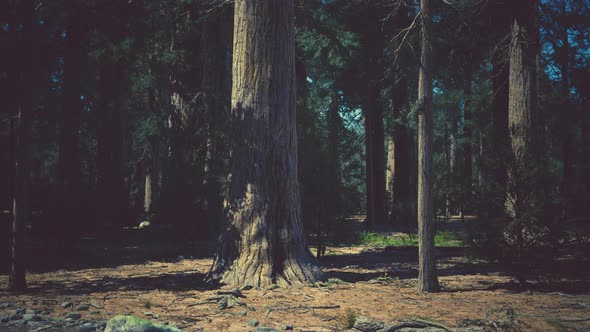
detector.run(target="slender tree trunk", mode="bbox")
[201,9,230,234]
[59,3,82,189]
[417,0,439,292]
[144,169,152,215]
[324,97,342,256]
[389,78,411,226]
[207,0,324,287]
[444,123,454,217]
[9,0,35,291]
[362,4,386,229]
[364,94,386,228]
[506,0,539,217]
[462,68,473,217]
[582,98,590,210]
[146,82,160,212]
[558,0,574,216]
[386,135,394,200]
[10,106,31,292]
[364,108,375,227]
[506,1,540,284]
[134,160,144,215]
[372,102,386,228]
[327,98,342,217]
[96,1,130,225]
[492,50,509,195]
[58,2,84,236]
[477,129,484,190]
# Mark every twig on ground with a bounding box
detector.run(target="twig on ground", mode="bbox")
[393,319,453,332]
[265,304,341,317]
[557,317,590,322]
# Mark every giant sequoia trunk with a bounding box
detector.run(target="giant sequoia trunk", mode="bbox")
[207,0,324,287]
[416,0,439,292]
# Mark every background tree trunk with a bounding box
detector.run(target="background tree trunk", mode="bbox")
[57,1,84,238]
[462,68,473,218]
[491,48,509,196]
[362,4,386,229]
[9,0,35,291]
[201,9,231,235]
[364,106,375,227]
[506,0,539,219]
[558,0,574,217]
[389,78,411,227]
[144,169,152,215]
[386,135,394,202]
[417,0,439,292]
[207,0,324,287]
[505,1,540,284]
[96,0,131,225]
[327,98,342,215]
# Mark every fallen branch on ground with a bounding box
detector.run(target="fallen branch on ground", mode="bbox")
[265,305,341,317]
[557,317,590,322]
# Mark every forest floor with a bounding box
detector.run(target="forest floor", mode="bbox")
[1,218,589,332]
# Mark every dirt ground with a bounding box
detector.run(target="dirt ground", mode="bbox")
[1,240,590,332]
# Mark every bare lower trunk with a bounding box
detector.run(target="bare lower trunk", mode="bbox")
[201,9,231,233]
[96,1,130,225]
[144,170,152,215]
[491,36,510,201]
[364,107,375,227]
[10,109,31,292]
[361,4,386,229]
[386,136,394,200]
[57,1,84,238]
[477,130,484,190]
[506,1,539,219]
[417,0,439,292]
[389,78,411,226]
[59,1,83,190]
[327,99,342,216]
[365,95,386,228]
[462,69,473,216]
[558,0,574,216]
[9,0,35,292]
[207,0,324,287]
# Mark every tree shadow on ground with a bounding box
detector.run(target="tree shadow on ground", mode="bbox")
[320,246,590,294]
[445,279,590,294]
[0,230,216,275]
[23,271,212,296]
[321,246,498,280]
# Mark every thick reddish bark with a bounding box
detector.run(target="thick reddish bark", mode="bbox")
[207,0,324,287]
